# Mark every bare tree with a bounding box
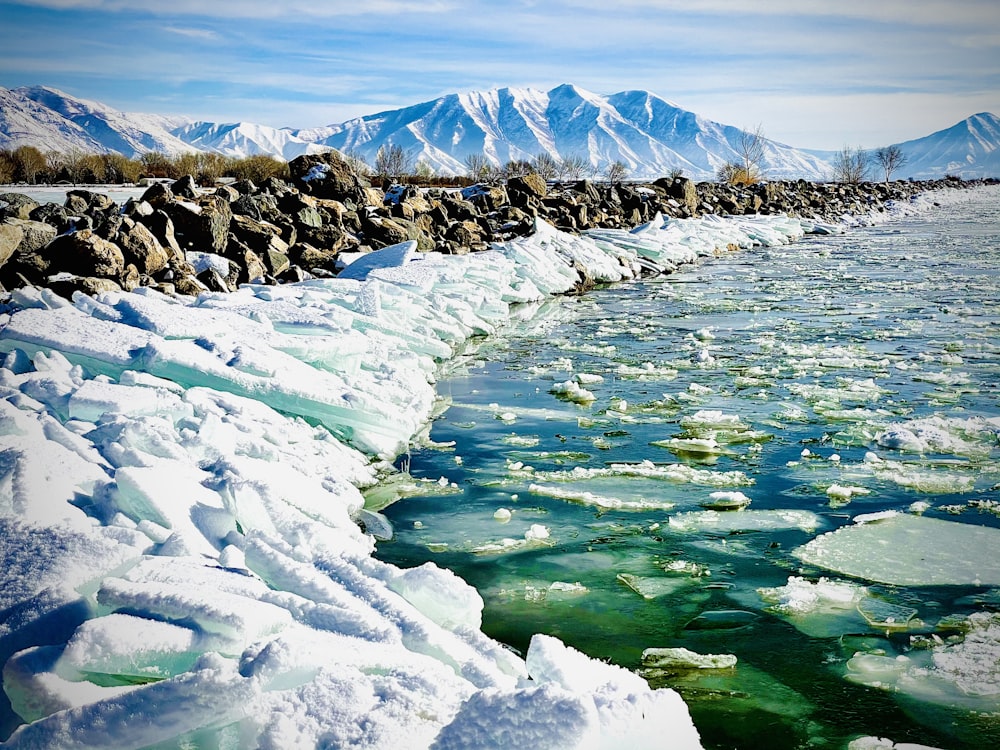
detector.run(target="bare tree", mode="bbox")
[735,123,767,183]
[502,159,533,179]
[557,154,591,180]
[374,144,412,181]
[464,153,493,182]
[603,160,629,184]
[716,161,754,186]
[530,152,559,180]
[831,145,870,183]
[341,148,371,176]
[872,145,908,183]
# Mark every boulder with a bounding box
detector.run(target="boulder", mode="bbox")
[288,242,339,274]
[3,218,56,262]
[42,230,125,280]
[0,222,24,267]
[137,210,183,258]
[658,177,698,215]
[140,182,174,209]
[507,173,547,198]
[65,190,115,227]
[171,175,199,200]
[0,193,40,221]
[461,184,508,212]
[28,203,73,233]
[50,276,123,298]
[288,152,372,204]
[115,218,170,276]
[165,194,232,254]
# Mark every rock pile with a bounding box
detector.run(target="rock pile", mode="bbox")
[0,150,990,298]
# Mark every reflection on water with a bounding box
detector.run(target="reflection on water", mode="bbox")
[376,194,1000,749]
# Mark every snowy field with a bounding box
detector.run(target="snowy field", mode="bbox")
[0,188,991,748]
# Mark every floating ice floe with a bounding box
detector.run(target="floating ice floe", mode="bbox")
[793,512,1000,586]
[844,612,1000,716]
[669,509,824,533]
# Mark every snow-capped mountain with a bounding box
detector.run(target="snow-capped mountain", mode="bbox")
[1,84,998,180]
[892,112,1000,179]
[7,86,194,156]
[296,84,833,180]
[171,121,330,161]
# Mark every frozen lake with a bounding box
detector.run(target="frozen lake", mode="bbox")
[375,192,1000,748]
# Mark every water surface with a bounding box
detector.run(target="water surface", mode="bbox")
[377,194,1000,749]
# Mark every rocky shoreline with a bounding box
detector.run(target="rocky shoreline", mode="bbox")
[0,149,992,299]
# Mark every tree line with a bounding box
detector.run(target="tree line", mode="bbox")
[0,145,290,186]
[2,139,911,189]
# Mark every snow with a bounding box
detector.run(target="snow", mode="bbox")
[5,216,813,748]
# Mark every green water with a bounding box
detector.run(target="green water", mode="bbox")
[376,194,1000,749]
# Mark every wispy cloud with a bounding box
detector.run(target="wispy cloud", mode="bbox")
[162,26,219,41]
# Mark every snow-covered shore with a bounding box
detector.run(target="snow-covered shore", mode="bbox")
[0,188,987,748]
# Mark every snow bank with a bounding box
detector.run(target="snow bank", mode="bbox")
[0,214,883,747]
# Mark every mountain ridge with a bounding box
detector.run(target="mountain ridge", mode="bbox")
[1,84,997,180]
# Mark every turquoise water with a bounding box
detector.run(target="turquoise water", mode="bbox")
[375,193,1000,749]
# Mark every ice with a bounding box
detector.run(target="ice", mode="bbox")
[669,509,825,533]
[549,379,597,403]
[640,647,737,671]
[793,512,1000,586]
[875,415,1000,459]
[844,612,1000,714]
[0,217,731,748]
[336,240,419,281]
[699,490,751,510]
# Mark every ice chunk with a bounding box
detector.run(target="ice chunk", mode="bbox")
[56,613,207,681]
[669,509,824,533]
[757,575,868,637]
[793,513,1000,586]
[640,647,737,671]
[844,612,1000,714]
[337,240,419,281]
[549,379,597,403]
[699,491,751,510]
[617,573,689,599]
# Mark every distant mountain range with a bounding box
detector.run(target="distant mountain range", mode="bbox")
[1,84,998,180]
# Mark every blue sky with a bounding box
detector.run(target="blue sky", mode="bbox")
[1,0,998,149]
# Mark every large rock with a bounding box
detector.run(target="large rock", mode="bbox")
[165,195,232,254]
[461,184,508,212]
[0,193,40,221]
[115,218,170,276]
[658,177,698,215]
[0,222,24,267]
[140,182,174,209]
[288,152,372,204]
[0,219,57,285]
[30,202,73,233]
[508,173,547,199]
[3,218,57,260]
[42,230,125,280]
[171,175,199,200]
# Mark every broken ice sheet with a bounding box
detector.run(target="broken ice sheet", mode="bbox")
[617,573,690,600]
[843,612,1000,715]
[754,576,920,638]
[793,512,1000,586]
[669,509,825,534]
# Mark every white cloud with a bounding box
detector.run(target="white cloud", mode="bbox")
[163,26,219,41]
